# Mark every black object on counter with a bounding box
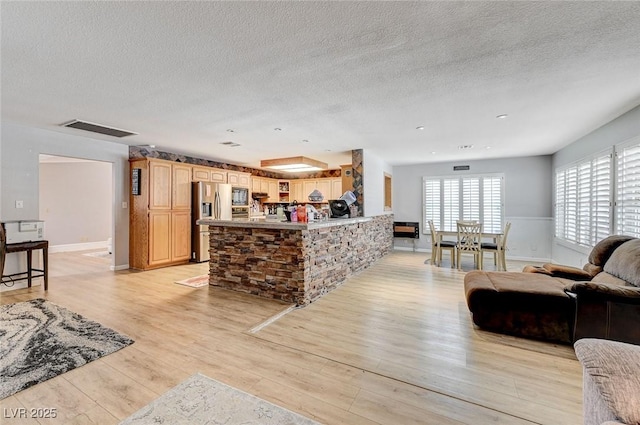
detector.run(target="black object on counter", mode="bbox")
[329,200,350,218]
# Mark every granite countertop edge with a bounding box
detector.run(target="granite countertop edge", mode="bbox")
[197,217,372,230]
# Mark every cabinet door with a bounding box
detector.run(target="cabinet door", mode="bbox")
[237,173,251,187]
[192,167,210,182]
[331,178,343,199]
[267,180,278,202]
[171,211,192,261]
[149,161,172,209]
[260,178,270,194]
[252,177,261,192]
[290,181,304,203]
[317,179,332,200]
[227,171,239,186]
[172,164,192,210]
[303,180,317,200]
[149,211,172,265]
[210,169,227,183]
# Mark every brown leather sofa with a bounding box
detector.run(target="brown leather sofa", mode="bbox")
[464,235,640,344]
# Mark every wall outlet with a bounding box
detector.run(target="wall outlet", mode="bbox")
[122,201,128,209]
[15,200,24,209]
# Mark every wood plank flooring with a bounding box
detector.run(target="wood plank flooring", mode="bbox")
[0,250,582,425]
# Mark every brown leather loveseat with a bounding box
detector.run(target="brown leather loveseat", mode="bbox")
[463,235,640,344]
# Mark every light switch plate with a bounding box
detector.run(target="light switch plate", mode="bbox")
[15,200,24,208]
[122,201,128,209]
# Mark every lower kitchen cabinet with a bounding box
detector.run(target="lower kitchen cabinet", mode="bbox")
[134,210,191,269]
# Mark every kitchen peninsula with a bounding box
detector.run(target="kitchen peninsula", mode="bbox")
[198,214,393,305]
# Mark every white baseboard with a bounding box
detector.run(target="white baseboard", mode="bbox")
[110,264,129,271]
[392,247,551,263]
[49,241,109,253]
[393,246,429,253]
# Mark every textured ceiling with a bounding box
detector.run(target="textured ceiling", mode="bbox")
[2,1,640,170]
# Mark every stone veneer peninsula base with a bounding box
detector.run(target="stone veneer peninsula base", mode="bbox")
[198,215,394,305]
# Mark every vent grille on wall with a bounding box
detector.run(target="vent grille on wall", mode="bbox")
[61,120,137,138]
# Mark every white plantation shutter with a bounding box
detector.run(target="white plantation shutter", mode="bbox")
[443,178,460,231]
[483,176,503,233]
[424,179,441,230]
[592,154,612,244]
[423,174,504,234]
[616,141,640,238]
[555,150,612,247]
[462,178,480,223]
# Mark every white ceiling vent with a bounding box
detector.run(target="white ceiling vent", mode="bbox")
[61,120,137,138]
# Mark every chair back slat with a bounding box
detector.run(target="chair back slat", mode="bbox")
[457,221,483,252]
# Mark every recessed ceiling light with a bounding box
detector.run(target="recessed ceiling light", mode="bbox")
[486,146,492,149]
[458,144,474,150]
[496,114,508,119]
[301,139,310,143]
[274,128,282,131]
[416,126,425,130]
[226,129,235,132]
[431,151,437,155]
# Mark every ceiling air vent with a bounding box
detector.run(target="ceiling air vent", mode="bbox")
[61,120,137,138]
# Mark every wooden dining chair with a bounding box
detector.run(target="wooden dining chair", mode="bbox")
[456,221,483,270]
[481,222,511,271]
[428,220,456,268]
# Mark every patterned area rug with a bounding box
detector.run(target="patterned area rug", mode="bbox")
[0,298,134,399]
[120,373,321,425]
[174,275,209,288]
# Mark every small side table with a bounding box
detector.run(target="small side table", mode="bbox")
[2,240,49,290]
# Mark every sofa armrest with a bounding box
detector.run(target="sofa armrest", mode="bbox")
[565,281,640,303]
[567,282,640,344]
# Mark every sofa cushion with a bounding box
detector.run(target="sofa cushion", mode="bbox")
[592,271,629,287]
[603,238,640,287]
[574,338,640,425]
[464,271,574,343]
[589,235,635,266]
[522,265,552,275]
[542,263,593,280]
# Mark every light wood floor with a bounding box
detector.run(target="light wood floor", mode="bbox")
[0,250,582,425]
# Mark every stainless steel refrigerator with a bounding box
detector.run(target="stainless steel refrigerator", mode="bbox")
[192,181,232,262]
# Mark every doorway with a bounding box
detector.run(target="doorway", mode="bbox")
[39,154,114,270]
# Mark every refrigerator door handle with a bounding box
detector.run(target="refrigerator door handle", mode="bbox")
[214,191,220,219]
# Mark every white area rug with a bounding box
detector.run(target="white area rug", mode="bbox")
[119,373,321,425]
[174,275,209,288]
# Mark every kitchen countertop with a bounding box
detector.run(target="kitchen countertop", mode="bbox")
[197,216,372,230]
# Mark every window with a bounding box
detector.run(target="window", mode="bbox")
[555,151,612,247]
[423,174,504,233]
[616,140,640,238]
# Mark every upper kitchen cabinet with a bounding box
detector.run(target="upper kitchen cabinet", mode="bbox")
[172,163,192,209]
[193,166,227,183]
[227,171,251,187]
[303,179,332,201]
[331,178,343,200]
[148,160,172,209]
[290,180,304,203]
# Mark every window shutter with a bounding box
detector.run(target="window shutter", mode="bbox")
[443,178,459,231]
[483,176,503,233]
[616,143,640,238]
[592,154,611,244]
[462,178,480,223]
[423,179,441,232]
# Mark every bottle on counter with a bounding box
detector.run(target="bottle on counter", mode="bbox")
[297,204,307,223]
[291,208,298,222]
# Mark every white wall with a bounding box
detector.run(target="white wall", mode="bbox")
[1,122,129,285]
[392,155,553,261]
[363,149,393,217]
[551,105,640,265]
[39,160,112,248]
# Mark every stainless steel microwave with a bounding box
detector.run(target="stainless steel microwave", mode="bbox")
[231,187,249,207]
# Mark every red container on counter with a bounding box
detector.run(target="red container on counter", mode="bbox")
[297,205,307,223]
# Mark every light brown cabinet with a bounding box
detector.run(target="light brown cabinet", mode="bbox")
[227,171,250,187]
[130,158,192,270]
[290,180,304,203]
[192,166,227,183]
[331,178,343,200]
